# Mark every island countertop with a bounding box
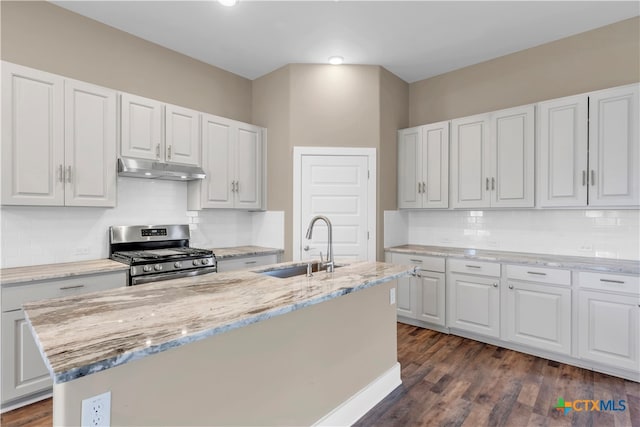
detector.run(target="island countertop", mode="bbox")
[24,261,414,384]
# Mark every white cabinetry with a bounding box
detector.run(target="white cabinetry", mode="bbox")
[389,253,446,327]
[188,114,265,210]
[1,62,116,207]
[447,259,501,338]
[1,271,126,407]
[537,84,639,207]
[216,254,279,273]
[120,93,200,166]
[397,121,449,209]
[504,265,572,355]
[451,105,534,208]
[577,272,639,372]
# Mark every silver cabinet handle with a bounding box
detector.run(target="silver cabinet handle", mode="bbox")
[465,264,481,269]
[244,260,257,265]
[236,181,239,193]
[156,144,161,159]
[508,284,514,290]
[60,284,85,290]
[527,271,547,276]
[493,283,498,288]
[486,178,489,191]
[422,182,426,193]
[167,145,172,160]
[582,170,587,186]
[491,177,495,191]
[409,259,423,263]
[591,170,595,186]
[600,279,625,284]
[417,182,422,194]
[58,164,64,182]
[66,166,72,183]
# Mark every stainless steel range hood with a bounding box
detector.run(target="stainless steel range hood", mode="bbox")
[117,158,206,181]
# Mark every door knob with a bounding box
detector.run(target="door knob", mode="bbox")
[303,245,310,251]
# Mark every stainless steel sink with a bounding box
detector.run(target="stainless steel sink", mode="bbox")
[259,262,340,279]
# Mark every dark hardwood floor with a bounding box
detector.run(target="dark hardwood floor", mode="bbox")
[2,323,638,427]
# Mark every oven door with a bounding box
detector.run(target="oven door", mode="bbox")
[130,266,217,286]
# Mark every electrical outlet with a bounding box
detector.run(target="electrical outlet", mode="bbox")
[579,244,593,252]
[81,391,111,427]
[390,288,396,305]
[74,246,90,256]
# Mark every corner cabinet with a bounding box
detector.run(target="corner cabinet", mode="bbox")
[397,121,449,209]
[120,93,200,166]
[1,62,117,207]
[537,84,639,208]
[188,114,266,210]
[450,105,534,209]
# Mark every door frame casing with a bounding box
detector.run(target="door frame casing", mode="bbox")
[293,146,377,262]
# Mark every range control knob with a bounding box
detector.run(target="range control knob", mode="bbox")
[154,264,163,271]
[192,260,200,266]
[201,258,209,265]
[174,261,182,269]
[143,265,153,272]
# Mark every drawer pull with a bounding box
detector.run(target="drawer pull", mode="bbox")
[465,265,481,269]
[59,284,85,290]
[409,259,423,263]
[527,271,547,276]
[493,283,498,288]
[600,279,625,284]
[244,261,257,265]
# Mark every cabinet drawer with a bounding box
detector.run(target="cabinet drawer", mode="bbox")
[390,253,445,273]
[2,271,126,312]
[448,259,500,277]
[506,265,571,286]
[578,272,639,295]
[217,254,279,273]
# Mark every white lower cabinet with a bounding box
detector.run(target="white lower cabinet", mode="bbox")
[216,254,280,273]
[577,272,640,372]
[1,271,126,407]
[387,253,446,327]
[504,265,572,355]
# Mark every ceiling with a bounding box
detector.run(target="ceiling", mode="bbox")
[52,1,639,83]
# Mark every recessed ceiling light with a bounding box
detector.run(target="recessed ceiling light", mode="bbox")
[218,0,238,6]
[328,56,344,65]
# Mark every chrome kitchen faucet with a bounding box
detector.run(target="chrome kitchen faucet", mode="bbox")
[305,215,335,273]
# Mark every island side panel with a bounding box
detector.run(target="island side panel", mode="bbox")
[53,280,399,426]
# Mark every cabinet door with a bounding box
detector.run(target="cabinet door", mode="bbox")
[1,310,52,403]
[396,275,416,319]
[397,127,422,209]
[537,95,588,207]
[451,114,491,208]
[200,114,234,208]
[588,85,640,207]
[422,122,449,209]
[578,290,639,371]
[64,79,117,207]
[491,105,535,208]
[448,273,500,338]
[416,271,446,326]
[165,104,200,166]
[506,281,571,355]
[120,93,163,161]
[1,62,64,206]
[235,123,263,210]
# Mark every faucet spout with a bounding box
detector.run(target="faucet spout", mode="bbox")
[305,215,334,273]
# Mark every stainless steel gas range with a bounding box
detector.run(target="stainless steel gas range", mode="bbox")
[110,224,217,286]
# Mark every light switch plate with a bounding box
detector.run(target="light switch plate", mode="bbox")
[390,288,396,305]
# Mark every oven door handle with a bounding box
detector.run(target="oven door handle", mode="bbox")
[130,267,218,286]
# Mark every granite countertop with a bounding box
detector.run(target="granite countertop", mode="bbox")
[211,245,284,260]
[1,259,129,286]
[386,245,640,275]
[24,260,414,384]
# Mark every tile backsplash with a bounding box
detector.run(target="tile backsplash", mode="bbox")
[0,178,283,268]
[385,209,640,260]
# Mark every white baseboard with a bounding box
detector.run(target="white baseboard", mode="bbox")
[1,390,52,413]
[313,362,401,427]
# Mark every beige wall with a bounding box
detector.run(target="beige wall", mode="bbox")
[1,1,252,122]
[409,16,640,126]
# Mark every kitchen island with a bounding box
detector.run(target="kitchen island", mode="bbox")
[24,261,414,426]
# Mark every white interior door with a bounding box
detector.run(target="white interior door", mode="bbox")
[299,154,370,262]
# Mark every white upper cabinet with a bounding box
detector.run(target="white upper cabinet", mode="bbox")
[398,122,449,209]
[120,93,201,166]
[165,104,200,166]
[537,84,639,208]
[64,79,117,207]
[451,106,534,208]
[188,114,265,210]
[2,62,65,206]
[120,93,163,162]
[588,85,639,207]
[2,62,116,207]
[537,94,588,207]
